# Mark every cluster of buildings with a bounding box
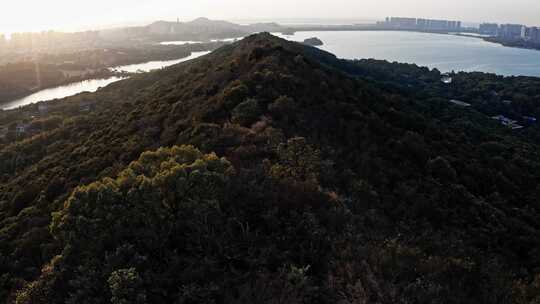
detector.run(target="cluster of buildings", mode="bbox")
[0,125,8,139]
[375,17,540,44]
[378,17,462,31]
[478,23,499,36]
[491,115,524,130]
[0,100,97,141]
[0,30,101,52]
[479,23,540,43]
[490,101,537,130]
[444,95,537,131]
[520,26,540,43]
[0,104,48,140]
[0,122,30,140]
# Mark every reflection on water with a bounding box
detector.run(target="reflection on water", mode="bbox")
[211,37,242,42]
[160,40,203,45]
[9,31,540,111]
[272,31,540,77]
[161,37,242,45]
[2,77,125,110]
[2,51,211,110]
[112,51,211,73]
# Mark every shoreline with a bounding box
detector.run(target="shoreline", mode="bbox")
[288,27,540,53]
[0,50,213,110]
[0,70,128,109]
[0,42,226,109]
[3,30,540,111]
[482,37,540,52]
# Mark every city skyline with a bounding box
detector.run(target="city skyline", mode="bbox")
[2,0,540,34]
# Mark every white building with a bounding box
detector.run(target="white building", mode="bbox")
[16,122,29,135]
[0,126,8,138]
[38,104,48,114]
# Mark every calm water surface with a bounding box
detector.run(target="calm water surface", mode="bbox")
[160,40,204,45]
[160,38,242,45]
[6,32,540,110]
[2,77,125,110]
[3,51,211,110]
[273,31,540,77]
[111,51,211,73]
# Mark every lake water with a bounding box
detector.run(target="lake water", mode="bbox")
[2,51,211,110]
[5,32,540,110]
[161,38,242,45]
[1,77,126,110]
[160,41,204,45]
[111,51,211,73]
[211,37,242,42]
[272,31,540,77]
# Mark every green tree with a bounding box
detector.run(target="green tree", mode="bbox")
[18,146,234,304]
[108,268,146,304]
[427,156,457,183]
[231,98,261,126]
[270,137,322,184]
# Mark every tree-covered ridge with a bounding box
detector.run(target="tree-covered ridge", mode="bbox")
[1,33,540,303]
[17,146,233,303]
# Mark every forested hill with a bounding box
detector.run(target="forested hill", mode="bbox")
[2,33,540,303]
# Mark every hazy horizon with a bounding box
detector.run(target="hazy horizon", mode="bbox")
[2,0,540,34]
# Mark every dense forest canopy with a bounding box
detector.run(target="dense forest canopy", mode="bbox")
[1,33,540,303]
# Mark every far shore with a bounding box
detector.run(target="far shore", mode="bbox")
[284,27,540,53]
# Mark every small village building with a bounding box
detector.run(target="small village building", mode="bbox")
[492,115,524,129]
[449,99,471,107]
[0,126,8,139]
[441,75,453,84]
[80,101,96,112]
[16,122,29,135]
[38,104,48,114]
[523,116,537,123]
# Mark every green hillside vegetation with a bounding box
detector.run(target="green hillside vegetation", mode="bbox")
[1,33,540,303]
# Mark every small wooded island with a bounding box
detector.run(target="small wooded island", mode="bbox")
[303,37,324,46]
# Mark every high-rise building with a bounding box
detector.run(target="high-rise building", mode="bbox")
[531,27,540,43]
[499,24,524,39]
[417,18,428,29]
[479,23,499,36]
[522,26,540,43]
[384,17,461,31]
[388,17,417,29]
[521,26,531,39]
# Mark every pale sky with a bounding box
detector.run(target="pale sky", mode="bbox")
[2,0,539,33]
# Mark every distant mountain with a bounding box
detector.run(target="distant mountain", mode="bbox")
[101,17,287,42]
[147,18,247,39]
[3,33,540,303]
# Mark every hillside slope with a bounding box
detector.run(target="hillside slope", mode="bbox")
[101,18,285,42]
[1,33,540,303]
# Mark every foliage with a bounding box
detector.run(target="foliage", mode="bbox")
[108,268,146,304]
[1,33,540,303]
[231,98,261,126]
